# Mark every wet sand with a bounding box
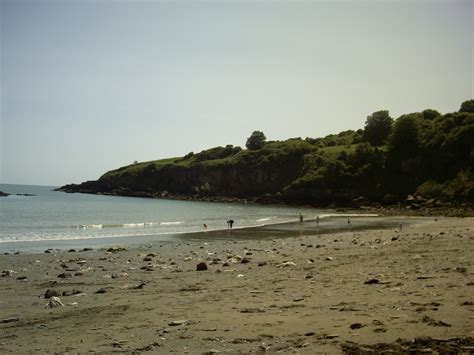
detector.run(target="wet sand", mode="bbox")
[0,216,473,353]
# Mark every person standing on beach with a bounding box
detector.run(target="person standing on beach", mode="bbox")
[299,213,303,223]
[316,215,320,225]
[227,219,234,229]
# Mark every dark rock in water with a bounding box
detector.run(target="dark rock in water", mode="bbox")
[95,288,107,294]
[107,247,127,253]
[44,249,52,254]
[68,249,76,253]
[196,262,208,271]
[364,278,380,285]
[81,248,93,252]
[45,289,61,299]
[57,272,72,279]
[0,191,10,197]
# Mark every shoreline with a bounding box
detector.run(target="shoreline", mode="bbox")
[0,216,472,353]
[1,214,427,254]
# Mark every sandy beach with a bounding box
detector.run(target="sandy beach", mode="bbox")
[0,216,473,353]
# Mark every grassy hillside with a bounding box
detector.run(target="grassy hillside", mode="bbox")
[60,100,474,206]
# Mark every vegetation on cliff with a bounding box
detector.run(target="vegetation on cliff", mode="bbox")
[59,100,474,206]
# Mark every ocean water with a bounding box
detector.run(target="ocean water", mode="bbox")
[0,184,325,251]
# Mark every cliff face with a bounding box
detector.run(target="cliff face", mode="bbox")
[60,141,311,201]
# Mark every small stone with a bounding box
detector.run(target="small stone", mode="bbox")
[57,273,72,279]
[364,278,379,284]
[46,296,64,308]
[257,261,267,266]
[45,289,61,299]
[1,317,19,323]
[62,290,82,297]
[95,288,107,294]
[350,323,364,329]
[1,270,13,277]
[168,320,187,326]
[16,276,27,281]
[196,262,208,271]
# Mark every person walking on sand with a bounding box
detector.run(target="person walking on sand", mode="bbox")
[316,215,320,225]
[229,219,234,229]
[299,213,303,223]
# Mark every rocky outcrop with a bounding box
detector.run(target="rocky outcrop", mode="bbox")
[0,191,9,197]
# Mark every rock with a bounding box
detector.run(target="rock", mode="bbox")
[1,317,19,323]
[95,288,108,294]
[277,261,296,268]
[16,276,27,281]
[169,320,187,326]
[1,270,13,277]
[241,257,251,264]
[0,191,10,197]
[57,272,72,279]
[196,262,208,271]
[350,323,364,329]
[258,261,267,266]
[46,296,64,308]
[62,289,82,296]
[44,289,61,299]
[364,278,380,285]
[325,256,333,261]
[106,247,127,253]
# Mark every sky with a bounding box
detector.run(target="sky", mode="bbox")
[1,0,472,186]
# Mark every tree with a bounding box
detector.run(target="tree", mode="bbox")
[459,99,474,113]
[363,110,393,146]
[421,109,441,120]
[389,114,420,158]
[246,131,267,150]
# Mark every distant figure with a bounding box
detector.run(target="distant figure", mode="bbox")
[227,219,234,229]
[399,223,402,231]
[347,217,351,227]
[203,223,208,229]
[316,215,320,225]
[299,213,304,223]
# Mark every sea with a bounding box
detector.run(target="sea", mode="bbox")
[0,184,330,253]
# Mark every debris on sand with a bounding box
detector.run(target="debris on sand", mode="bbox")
[46,296,64,308]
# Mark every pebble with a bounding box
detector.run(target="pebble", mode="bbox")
[196,262,208,271]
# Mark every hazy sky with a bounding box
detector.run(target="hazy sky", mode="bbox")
[1,0,472,186]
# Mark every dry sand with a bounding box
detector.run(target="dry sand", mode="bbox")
[0,216,473,354]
